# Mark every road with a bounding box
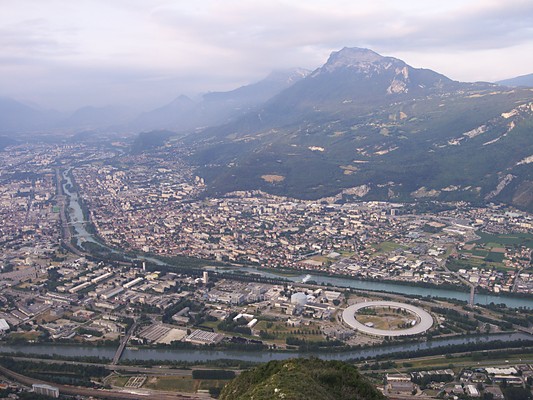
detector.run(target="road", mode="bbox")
[356,345,533,374]
[0,364,206,399]
[113,322,138,365]
[438,254,477,306]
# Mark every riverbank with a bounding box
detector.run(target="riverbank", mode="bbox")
[60,168,533,309]
[1,332,531,365]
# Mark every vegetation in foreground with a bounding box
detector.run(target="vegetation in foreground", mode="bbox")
[219,358,385,400]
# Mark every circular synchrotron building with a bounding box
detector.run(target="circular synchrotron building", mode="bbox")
[342,300,433,337]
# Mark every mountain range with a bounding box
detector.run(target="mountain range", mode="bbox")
[183,47,533,211]
[1,47,532,211]
[0,69,309,137]
[498,73,533,87]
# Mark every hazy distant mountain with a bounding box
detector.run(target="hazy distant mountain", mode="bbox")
[132,95,197,133]
[0,69,309,137]
[185,47,533,212]
[132,68,310,133]
[0,97,60,134]
[130,130,177,154]
[202,68,310,108]
[60,105,137,131]
[497,73,533,87]
[0,135,16,150]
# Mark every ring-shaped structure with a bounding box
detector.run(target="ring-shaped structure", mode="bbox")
[342,300,433,337]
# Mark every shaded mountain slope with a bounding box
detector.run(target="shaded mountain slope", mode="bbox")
[498,73,533,87]
[133,68,309,133]
[219,358,385,400]
[184,48,533,211]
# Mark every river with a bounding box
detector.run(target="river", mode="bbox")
[0,333,530,363]
[61,169,533,309]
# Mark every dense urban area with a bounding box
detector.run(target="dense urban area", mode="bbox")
[0,140,533,399]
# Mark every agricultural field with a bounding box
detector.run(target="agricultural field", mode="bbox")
[475,231,533,249]
[109,374,231,394]
[452,231,533,272]
[144,376,197,392]
[371,241,408,255]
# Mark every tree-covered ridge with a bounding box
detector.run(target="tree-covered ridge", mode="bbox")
[219,358,386,400]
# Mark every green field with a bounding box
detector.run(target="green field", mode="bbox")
[451,231,533,271]
[450,231,533,271]
[448,257,509,272]
[109,376,130,387]
[143,376,197,392]
[475,231,533,249]
[198,379,228,391]
[485,252,505,263]
[254,320,324,344]
[356,350,533,373]
[111,375,230,393]
[372,241,407,254]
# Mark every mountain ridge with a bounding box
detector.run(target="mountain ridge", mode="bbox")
[183,47,533,212]
[497,73,533,88]
[0,69,310,136]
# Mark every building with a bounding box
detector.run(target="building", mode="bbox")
[466,384,480,397]
[0,319,9,334]
[291,292,307,307]
[185,329,224,345]
[386,374,414,394]
[33,384,59,398]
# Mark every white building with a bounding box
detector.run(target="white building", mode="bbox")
[33,384,59,398]
[0,319,9,334]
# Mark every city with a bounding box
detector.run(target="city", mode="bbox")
[0,140,532,398]
[2,2,533,396]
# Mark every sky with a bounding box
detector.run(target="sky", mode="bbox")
[2,0,533,111]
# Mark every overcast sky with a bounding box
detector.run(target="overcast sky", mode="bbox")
[2,0,533,111]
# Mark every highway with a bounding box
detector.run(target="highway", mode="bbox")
[0,364,205,400]
[8,357,193,375]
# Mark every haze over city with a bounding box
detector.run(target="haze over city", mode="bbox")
[2,0,533,110]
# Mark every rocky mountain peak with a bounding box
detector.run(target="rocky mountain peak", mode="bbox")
[329,47,383,63]
[318,47,404,74]
[264,68,311,85]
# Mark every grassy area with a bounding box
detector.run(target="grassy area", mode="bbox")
[475,231,533,249]
[143,376,197,392]
[199,320,219,330]
[109,375,230,393]
[372,241,407,254]
[109,376,130,387]
[340,251,355,257]
[309,255,331,264]
[451,256,508,271]
[375,351,533,372]
[471,249,489,257]
[198,379,229,391]
[356,308,413,331]
[486,252,505,263]
[9,331,42,341]
[454,240,513,271]
[254,320,324,344]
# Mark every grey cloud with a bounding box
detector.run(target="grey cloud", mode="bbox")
[0,19,77,58]
[2,0,532,110]
[153,1,533,54]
